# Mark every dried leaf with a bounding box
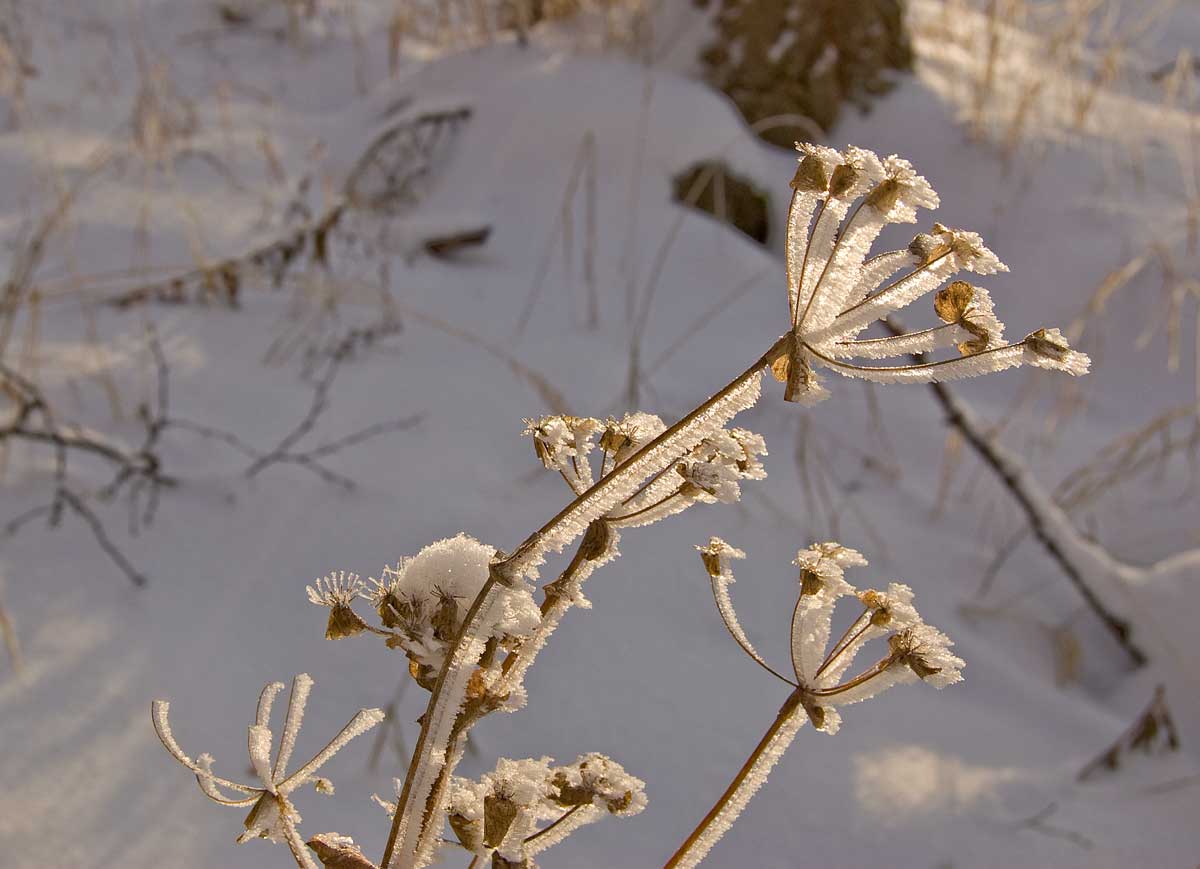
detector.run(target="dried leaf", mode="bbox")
[934,280,974,323]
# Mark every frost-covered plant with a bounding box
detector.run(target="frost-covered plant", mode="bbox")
[666,539,963,868]
[152,142,1088,868]
[152,674,384,867]
[373,753,646,866]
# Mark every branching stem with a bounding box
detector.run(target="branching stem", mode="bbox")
[381,334,791,868]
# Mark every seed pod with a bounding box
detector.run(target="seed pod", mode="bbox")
[791,154,829,192]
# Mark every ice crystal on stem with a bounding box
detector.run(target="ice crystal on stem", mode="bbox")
[666,540,963,868]
[152,674,384,869]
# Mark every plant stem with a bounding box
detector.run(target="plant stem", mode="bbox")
[665,688,807,869]
[382,334,790,868]
[524,804,586,847]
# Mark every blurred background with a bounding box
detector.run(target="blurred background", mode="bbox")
[0,1,1197,866]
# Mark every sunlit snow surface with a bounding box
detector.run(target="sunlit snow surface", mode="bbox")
[0,2,1198,867]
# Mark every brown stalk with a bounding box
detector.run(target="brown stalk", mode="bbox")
[664,688,805,868]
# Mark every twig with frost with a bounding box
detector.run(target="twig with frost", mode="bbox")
[666,539,963,867]
[152,673,384,869]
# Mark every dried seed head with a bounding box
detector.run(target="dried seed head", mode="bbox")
[800,569,825,596]
[307,573,368,640]
[828,162,859,198]
[1026,327,1070,360]
[430,588,462,642]
[483,793,519,847]
[886,625,961,683]
[866,177,902,212]
[522,415,600,472]
[579,519,612,562]
[908,231,946,263]
[598,426,630,454]
[696,537,746,578]
[324,604,368,641]
[449,813,483,852]
[1024,327,1091,375]
[791,153,830,192]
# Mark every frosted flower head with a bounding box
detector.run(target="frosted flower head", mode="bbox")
[794,541,864,596]
[449,753,647,863]
[550,753,648,817]
[600,411,666,465]
[858,583,920,628]
[780,141,1089,405]
[522,415,601,472]
[371,534,541,678]
[365,563,413,629]
[687,427,768,490]
[151,674,383,855]
[864,155,938,222]
[790,143,844,193]
[697,536,746,578]
[697,537,964,735]
[1024,327,1091,375]
[676,458,740,503]
[306,571,368,640]
[887,623,965,687]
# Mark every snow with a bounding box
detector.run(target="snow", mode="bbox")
[0,2,1198,868]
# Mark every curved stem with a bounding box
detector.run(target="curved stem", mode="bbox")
[607,488,685,524]
[524,804,586,846]
[814,611,870,680]
[805,337,1029,376]
[794,198,868,334]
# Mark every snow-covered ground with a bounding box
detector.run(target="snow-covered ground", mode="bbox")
[1,2,1198,867]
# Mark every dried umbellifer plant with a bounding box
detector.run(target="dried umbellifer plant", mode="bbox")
[153,142,1089,867]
